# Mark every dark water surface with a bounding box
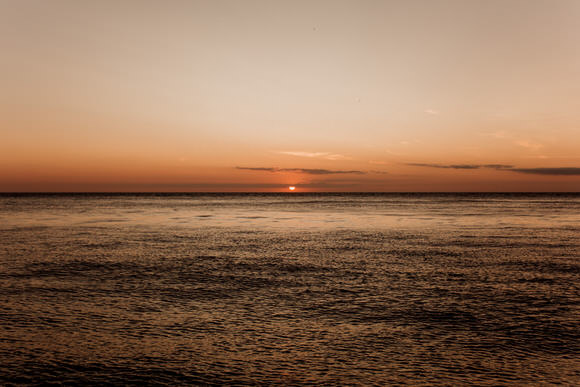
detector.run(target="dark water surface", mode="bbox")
[1,193,579,385]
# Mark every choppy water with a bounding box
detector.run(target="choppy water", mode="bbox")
[1,193,579,385]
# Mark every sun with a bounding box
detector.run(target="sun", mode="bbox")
[288,186,296,191]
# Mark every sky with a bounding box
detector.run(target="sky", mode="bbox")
[1,0,579,192]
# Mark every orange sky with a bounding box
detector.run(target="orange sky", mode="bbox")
[1,0,579,192]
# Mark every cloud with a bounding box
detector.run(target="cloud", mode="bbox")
[275,151,352,161]
[236,167,365,175]
[481,132,545,152]
[235,167,278,172]
[424,109,440,115]
[324,154,352,161]
[285,168,364,175]
[481,164,514,169]
[523,155,550,159]
[509,168,580,176]
[277,151,328,158]
[481,131,508,139]
[515,140,543,151]
[407,163,580,176]
[406,163,513,170]
[408,163,480,169]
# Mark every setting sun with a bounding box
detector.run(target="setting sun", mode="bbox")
[289,186,296,191]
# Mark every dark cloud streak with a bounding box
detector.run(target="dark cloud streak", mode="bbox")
[407,163,513,170]
[482,164,514,170]
[510,168,580,176]
[407,163,580,176]
[236,167,365,175]
[235,167,278,172]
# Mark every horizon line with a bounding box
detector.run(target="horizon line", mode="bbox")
[1,191,579,195]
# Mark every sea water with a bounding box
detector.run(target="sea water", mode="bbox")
[1,193,579,384]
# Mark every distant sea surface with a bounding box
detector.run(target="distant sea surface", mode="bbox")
[1,193,579,385]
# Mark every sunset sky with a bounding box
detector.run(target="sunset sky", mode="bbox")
[1,0,579,192]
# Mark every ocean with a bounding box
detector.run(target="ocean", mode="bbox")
[0,193,579,385]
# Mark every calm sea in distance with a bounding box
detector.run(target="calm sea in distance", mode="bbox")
[0,193,579,385]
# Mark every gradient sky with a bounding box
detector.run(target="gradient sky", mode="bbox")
[1,0,579,192]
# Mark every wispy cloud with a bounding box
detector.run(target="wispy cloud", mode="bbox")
[283,168,364,175]
[277,151,327,158]
[275,151,352,161]
[406,163,513,170]
[523,155,550,159]
[483,164,515,169]
[324,154,352,161]
[509,167,580,176]
[424,109,440,115]
[236,167,365,175]
[236,167,278,172]
[481,132,544,152]
[515,140,543,151]
[407,163,580,176]
[481,131,508,139]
